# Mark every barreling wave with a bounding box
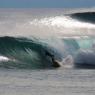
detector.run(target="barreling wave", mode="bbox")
[0,36,70,69]
[0,36,55,69]
[0,9,95,69]
[0,36,95,69]
[0,36,78,69]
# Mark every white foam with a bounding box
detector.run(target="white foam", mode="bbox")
[30,16,95,28]
[0,14,95,38]
[0,56,9,62]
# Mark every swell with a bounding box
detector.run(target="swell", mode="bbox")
[71,12,95,24]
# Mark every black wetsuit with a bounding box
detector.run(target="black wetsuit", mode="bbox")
[45,50,60,67]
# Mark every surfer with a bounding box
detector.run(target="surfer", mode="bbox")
[45,50,61,67]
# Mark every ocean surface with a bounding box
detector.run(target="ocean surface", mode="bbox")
[0,8,95,95]
[0,68,95,95]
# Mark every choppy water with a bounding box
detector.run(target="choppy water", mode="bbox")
[0,68,95,95]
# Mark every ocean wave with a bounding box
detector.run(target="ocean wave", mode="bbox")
[0,9,95,69]
[0,36,69,69]
[0,36,54,69]
[0,36,95,69]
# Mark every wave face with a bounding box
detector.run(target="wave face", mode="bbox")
[0,9,95,69]
[0,36,51,69]
[0,36,67,69]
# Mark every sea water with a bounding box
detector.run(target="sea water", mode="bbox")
[0,69,95,95]
[0,8,95,95]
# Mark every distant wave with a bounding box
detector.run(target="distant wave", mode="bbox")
[71,12,95,24]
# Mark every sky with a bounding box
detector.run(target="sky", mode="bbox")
[0,0,95,8]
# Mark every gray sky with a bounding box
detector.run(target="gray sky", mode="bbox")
[0,0,95,8]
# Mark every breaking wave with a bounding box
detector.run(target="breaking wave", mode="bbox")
[0,9,95,69]
[0,36,95,69]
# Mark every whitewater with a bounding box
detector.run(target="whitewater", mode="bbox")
[0,8,95,95]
